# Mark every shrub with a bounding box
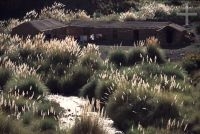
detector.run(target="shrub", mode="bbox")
[22,112,33,125]
[49,52,71,66]
[95,80,115,103]
[46,75,61,94]
[151,99,180,126]
[106,89,154,131]
[196,25,200,35]
[37,100,62,118]
[5,76,48,98]
[0,67,11,90]
[70,100,107,134]
[80,54,103,70]
[106,87,180,131]
[61,66,91,96]
[70,115,106,134]
[127,48,146,66]
[39,118,57,131]
[79,80,98,100]
[109,50,127,67]
[0,114,29,134]
[161,63,186,80]
[182,53,200,73]
[146,45,166,64]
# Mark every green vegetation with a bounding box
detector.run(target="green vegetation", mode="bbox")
[196,25,200,35]
[0,1,199,134]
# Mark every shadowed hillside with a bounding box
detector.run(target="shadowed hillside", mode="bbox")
[0,0,138,20]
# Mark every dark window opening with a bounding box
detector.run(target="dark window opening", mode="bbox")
[113,29,118,40]
[166,29,174,44]
[133,30,139,41]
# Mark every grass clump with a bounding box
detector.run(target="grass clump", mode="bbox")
[106,87,180,131]
[0,67,11,90]
[109,50,127,67]
[146,45,166,64]
[5,76,48,98]
[22,111,33,125]
[196,25,200,35]
[39,118,57,131]
[70,100,107,134]
[46,75,61,94]
[61,66,91,96]
[80,54,103,70]
[127,47,146,66]
[79,80,98,100]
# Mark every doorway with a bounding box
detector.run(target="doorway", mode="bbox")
[166,29,174,44]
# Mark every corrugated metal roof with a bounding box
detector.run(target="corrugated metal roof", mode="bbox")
[68,20,172,29]
[28,19,67,32]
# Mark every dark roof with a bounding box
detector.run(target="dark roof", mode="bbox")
[157,23,186,32]
[68,20,172,30]
[25,19,67,32]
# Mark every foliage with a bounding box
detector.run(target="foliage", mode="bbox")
[79,80,98,100]
[196,25,200,35]
[5,76,48,98]
[69,99,107,134]
[39,118,57,131]
[109,50,127,67]
[146,45,166,64]
[127,47,146,66]
[0,67,11,90]
[61,65,91,96]
[182,53,200,73]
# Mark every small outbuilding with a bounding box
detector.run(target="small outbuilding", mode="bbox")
[11,19,67,39]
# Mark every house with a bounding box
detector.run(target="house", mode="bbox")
[11,19,67,40]
[11,19,189,47]
[67,20,188,47]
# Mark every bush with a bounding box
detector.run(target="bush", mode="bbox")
[106,89,154,131]
[46,75,61,94]
[49,52,74,66]
[196,25,200,35]
[0,67,11,90]
[79,80,98,100]
[0,114,29,134]
[146,45,166,64]
[5,76,48,98]
[37,100,62,118]
[61,66,91,96]
[109,50,127,67]
[151,99,180,126]
[22,112,33,125]
[70,113,106,134]
[39,118,57,131]
[182,54,200,73]
[106,87,180,131]
[127,48,146,66]
[80,54,103,70]
[95,80,115,103]
[161,63,186,80]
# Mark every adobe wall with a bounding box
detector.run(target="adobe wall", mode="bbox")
[158,29,185,48]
